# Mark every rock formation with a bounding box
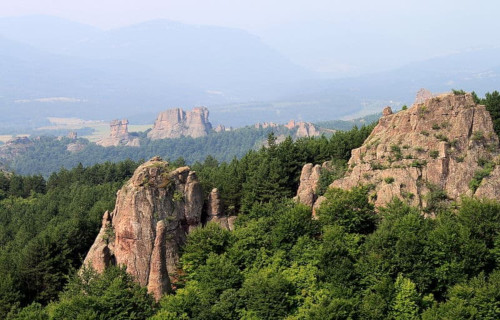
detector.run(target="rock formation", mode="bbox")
[295,163,322,207]
[67,131,78,140]
[255,122,279,129]
[148,107,212,140]
[314,92,500,210]
[66,142,86,153]
[97,119,140,147]
[214,124,232,133]
[0,136,33,161]
[83,157,203,300]
[285,120,320,138]
[206,188,235,230]
[415,88,435,104]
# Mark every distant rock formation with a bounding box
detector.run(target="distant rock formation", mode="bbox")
[313,92,500,211]
[414,88,435,104]
[285,120,320,138]
[214,124,232,133]
[83,157,203,300]
[66,142,85,153]
[97,119,140,147]
[0,137,33,161]
[148,107,212,140]
[67,131,78,140]
[254,122,279,129]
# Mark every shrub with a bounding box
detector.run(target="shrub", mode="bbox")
[384,177,395,184]
[472,131,484,141]
[432,123,441,130]
[435,133,449,142]
[429,150,439,159]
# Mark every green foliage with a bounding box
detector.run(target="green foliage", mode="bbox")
[239,270,296,319]
[422,270,500,320]
[472,130,485,141]
[429,150,439,159]
[469,161,495,192]
[452,89,467,95]
[384,177,395,184]
[3,115,500,319]
[482,91,500,137]
[315,160,347,196]
[317,187,377,234]
[0,160,138,317]
[181,223,234,276]
[390,274,421,320]
[47,266,156,320]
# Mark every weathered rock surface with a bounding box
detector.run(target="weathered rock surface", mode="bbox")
[83,157,203,299]
[0,136,33,161]
[66,142,86,153]
[206,188,234,230]
[148,107,212,140]
[255,122,279,129]
[97,119,140,147]
[415,88,435,104]
[214,124,232,133]
[325,92,500,210]
[295,163,322,207]
[285,120,320,138]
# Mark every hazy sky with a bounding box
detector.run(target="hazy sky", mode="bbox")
[0,0,496,31]
[2,0,500,74]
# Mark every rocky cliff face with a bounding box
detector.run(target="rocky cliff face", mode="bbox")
[148,107,212,140]
[0,137,33,161]
[83,157,203,300]
[97,119,140,147]
[324,92,500,210]
[285,120,320,138]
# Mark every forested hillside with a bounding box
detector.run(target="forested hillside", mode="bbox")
[0,91,499,319]
[5,127,277,176]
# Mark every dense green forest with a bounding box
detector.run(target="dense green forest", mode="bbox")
[5,126,286,176]
[0,91,499,319]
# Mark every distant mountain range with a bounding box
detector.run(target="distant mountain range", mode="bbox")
[1,15,499,132]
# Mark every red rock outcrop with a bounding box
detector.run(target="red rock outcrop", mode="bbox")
[255,122,279,129]
[97,119,140,147]
[214,124,232,133]
[285,120,320,138]
[324,92,500,210]
[83,157,203,299]
[295,163,322,207]
[148,107,212,140]
[0,136,33,161]
[206,188,234,230]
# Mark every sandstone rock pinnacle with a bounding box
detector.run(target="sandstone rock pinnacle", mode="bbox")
[83,157,204,299]
[148,107,213,140]
[96,119,140,147]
